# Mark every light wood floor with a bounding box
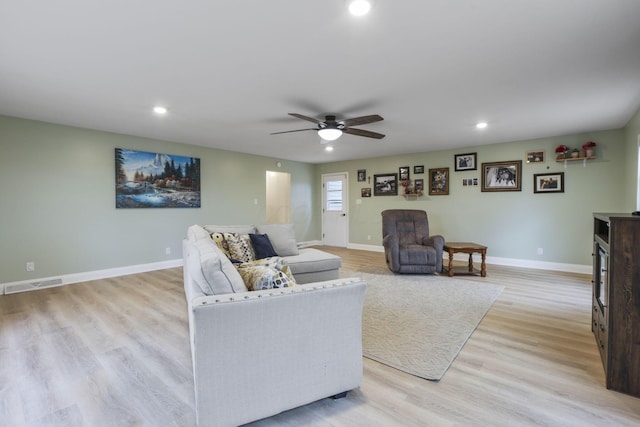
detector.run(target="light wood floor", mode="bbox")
[1,247,639,426]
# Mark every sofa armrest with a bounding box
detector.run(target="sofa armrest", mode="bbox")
[188,278,366,427]
[382,234,400,271]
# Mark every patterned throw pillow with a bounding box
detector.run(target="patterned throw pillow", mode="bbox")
[224,233,255,263]
[210,232,231,258]
[236,257,296,291]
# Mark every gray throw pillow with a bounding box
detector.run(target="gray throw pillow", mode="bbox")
[256,224,299,256]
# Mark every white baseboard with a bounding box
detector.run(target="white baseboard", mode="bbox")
[2,258,183,295]
[347,243,591,275]
[2,243,591,295]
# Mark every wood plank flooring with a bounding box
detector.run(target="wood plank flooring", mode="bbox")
[1,247,639,426]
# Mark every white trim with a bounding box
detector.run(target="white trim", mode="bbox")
[2,258,183,295]
[347,243,591,275]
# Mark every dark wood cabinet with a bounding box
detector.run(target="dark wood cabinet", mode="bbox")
[592,213,640,397]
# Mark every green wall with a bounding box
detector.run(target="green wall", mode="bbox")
[2,108,638,284]
[0,116,318,283]
[624,107,640,210]
[318,128,628,267]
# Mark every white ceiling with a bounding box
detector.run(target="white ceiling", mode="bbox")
[1,1,639,164]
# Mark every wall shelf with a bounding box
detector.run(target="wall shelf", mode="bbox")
[402,191,423,200]
[556,156,596,168]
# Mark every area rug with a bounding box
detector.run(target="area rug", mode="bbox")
[359,272,503,381]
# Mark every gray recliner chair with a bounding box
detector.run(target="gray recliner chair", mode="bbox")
[381,209,445,274]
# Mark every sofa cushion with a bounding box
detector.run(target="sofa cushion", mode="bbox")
[224,233,255,263]
[257,224,299,256]
[192,239,248,295]
[203,225,257,235]
[236,257,296,291]
[187,224,211,242]
[284,248,342,275]
[249,233,279,259]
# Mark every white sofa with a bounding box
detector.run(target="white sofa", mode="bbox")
[183,225,367,427]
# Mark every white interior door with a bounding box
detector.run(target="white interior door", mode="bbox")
[322,173,348,247]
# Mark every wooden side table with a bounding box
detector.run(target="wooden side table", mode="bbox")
[443,242,487,277]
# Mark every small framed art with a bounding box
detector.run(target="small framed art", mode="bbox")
[399,166,410,181]
[481,160,522,192]
[533,172,564,193]
[361,187,372,197]
[373,173,398,196]
[526,150,545,163]
[357,169,366,182]
[428,168,449,195]
[414,165,424,174]
[454,152,477,171]
[414,179,424,192]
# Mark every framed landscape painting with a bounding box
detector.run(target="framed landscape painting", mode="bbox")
[115,148,201,208]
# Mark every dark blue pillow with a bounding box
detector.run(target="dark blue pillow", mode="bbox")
[249,233,279,259]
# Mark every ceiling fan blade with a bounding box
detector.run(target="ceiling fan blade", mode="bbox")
[341,114,384,127]
[270,128,317,135]
[289,113,323,124]
[343,128,386,139]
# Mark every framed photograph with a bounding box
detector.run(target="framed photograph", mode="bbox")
[454,152,477,171]
[374,173,398,196]
[399,166,410,181]
[428,167,449,195]
[534,172,564,193]
[414,165,424,174]
[115,148,201,208]
[361,187,372,197]
[481,160,522,192]
[526,150,545,163]
[357,169,366,182]
[414,179,424,192]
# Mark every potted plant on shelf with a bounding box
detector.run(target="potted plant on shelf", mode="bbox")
[583,141,596,157]
[555,145,569,160]
[571,148,580,158]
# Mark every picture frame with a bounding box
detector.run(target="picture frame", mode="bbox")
[373,173,398,196]
[481,160,522,192]
[361,187,372,197]
[533,172,564,193]
[115,148,201,208]
[414,179,424,192]
[428,167,449,195]
[357,169,366,182]
[399,166,410,181]
[454,152,477,171]
[526,150,545,163]
[414,165,424,174]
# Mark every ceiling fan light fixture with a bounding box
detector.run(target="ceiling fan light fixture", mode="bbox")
[318,128,343,141]
[348,0,371,16]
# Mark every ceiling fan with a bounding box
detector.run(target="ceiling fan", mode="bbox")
[271,113,385,142]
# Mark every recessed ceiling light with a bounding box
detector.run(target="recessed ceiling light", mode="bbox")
[348,0,371,16]
[476,122,488,129]
[325,146,334,152]
[153,106,168,115]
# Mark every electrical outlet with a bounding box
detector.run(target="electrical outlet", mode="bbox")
[26,261,35,272]
[537,247,543,255]
[165,247,171,255]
